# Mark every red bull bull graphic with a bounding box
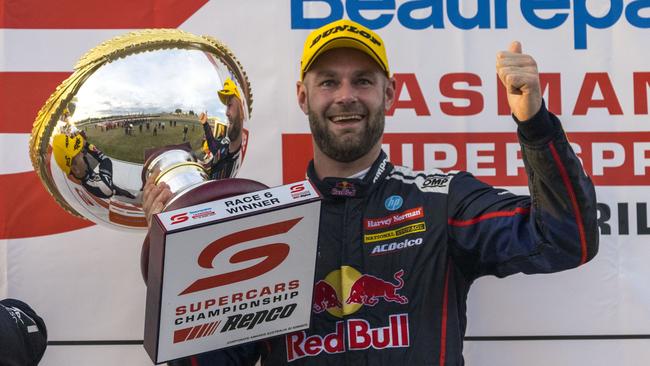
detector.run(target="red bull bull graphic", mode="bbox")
[346,269,408,306]
[286,314,410,362]
[312,280,342,314]
[311,267,409,317]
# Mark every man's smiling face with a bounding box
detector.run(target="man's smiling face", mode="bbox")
[299,48,394,163]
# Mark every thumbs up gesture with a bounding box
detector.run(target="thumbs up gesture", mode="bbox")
[496,41,542,122]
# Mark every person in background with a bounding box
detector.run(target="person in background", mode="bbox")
[0,298,47,365]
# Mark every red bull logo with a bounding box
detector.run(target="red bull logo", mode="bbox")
[312,280,342,314]
[346,269,408,306]
[286,314,410,362]
[312,266,408,317]
[330,181,356,197]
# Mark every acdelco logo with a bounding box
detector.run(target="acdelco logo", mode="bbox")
[291,0,650,49]
[179,218,302,295]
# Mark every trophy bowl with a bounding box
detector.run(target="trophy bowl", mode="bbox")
[30,29,253,230]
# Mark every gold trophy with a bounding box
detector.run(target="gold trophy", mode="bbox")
[30,29,259,231]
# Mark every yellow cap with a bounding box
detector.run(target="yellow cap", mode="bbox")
[52,133,84,174]
[217,78,241,105]
[300,19,390,81]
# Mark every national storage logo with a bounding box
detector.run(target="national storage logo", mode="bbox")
[290,0,650,49]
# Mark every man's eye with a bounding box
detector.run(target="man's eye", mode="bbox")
[357,79,372,86]
[319,80,336,87]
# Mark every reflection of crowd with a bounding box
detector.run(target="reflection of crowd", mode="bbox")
[89,116,202,139]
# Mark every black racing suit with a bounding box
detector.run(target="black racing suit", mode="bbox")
[202,123,241,180]
[178,103,598,365]
[79,143,134,199]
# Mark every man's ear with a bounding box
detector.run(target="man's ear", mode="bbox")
[296,80,309,115]
[384,76,396,112]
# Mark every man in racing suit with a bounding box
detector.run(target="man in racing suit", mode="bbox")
[199,78,245,180]
[52,133,135,200]
[143,19,598,366]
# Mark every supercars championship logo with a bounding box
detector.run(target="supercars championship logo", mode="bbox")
[286,266,410,361]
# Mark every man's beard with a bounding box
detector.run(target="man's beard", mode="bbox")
[227,116,242,142]
[227,106,243,142]
[308,102,385,163]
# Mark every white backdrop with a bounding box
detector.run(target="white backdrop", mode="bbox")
[2,0,649,365]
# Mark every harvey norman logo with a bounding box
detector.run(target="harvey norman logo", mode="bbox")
[365,207,424,230]
[290,0,650,49]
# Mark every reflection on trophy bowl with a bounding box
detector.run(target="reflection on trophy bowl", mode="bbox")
[29,29,253,231]
[139,144,269,282]
[142,145,209,201]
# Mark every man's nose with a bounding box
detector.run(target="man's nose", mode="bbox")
[334,80,358,104]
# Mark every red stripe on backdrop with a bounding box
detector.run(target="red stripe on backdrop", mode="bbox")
[0,72,72,133]
[282,134,313,184]
[282,132,650,186]
[0,0,208,29]
[0,171,94,239]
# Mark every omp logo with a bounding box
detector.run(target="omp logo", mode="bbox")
[422,176,450,188]
[169,212,189,225]
[291,0,650,49]
[180,218,302,295]
[364,222,426,243]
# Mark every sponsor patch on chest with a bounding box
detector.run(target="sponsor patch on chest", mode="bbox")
[365,206,424,230]
[364,222,426,243]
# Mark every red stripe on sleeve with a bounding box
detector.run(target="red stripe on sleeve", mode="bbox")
[548,142,588,264]
[447,207,530,227]
[439,260,452,366]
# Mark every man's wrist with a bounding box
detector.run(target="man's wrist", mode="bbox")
[514,100,560,144]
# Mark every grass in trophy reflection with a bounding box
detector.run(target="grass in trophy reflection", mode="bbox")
[83,115,227,164]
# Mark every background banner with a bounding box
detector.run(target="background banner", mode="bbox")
[1,0,649,364]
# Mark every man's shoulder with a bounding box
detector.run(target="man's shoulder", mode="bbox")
[385,165,463,194]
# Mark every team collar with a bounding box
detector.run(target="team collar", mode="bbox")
[307,151,392,199]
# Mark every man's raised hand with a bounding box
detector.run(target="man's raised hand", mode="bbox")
[496,41,542,122]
